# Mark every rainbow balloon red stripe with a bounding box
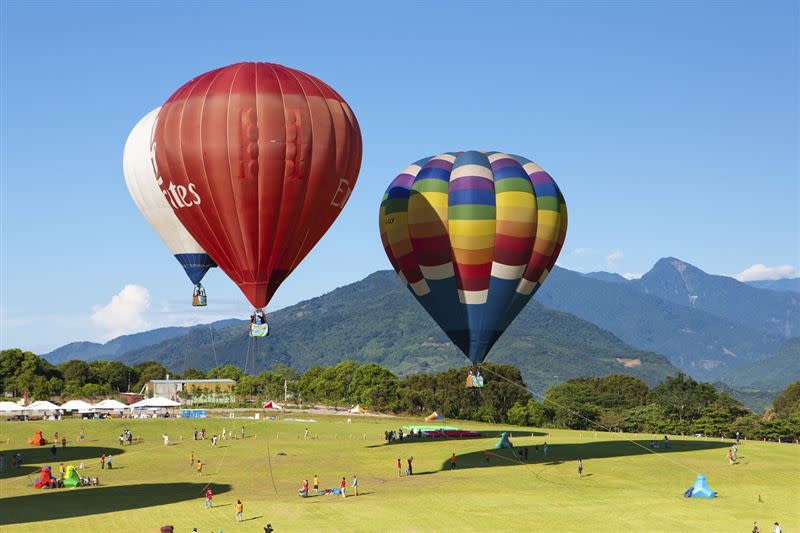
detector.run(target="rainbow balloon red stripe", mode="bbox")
[379,151,567,364]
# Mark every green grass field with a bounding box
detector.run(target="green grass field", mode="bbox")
[1,413,797,532]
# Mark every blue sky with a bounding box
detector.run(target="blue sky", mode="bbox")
[1,2,797,352]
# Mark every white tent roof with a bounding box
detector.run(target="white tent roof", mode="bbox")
[60,400,95,411]
[263,401,283,410]
[27,400,61,411]
[130,396,181,408]
[349,404,367,413]
[0,401,24,413]
[93,399,128,410]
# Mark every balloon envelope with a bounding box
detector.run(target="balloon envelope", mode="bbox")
[123,108,215,285]
[153,62,362,309]
[379,151,567,364]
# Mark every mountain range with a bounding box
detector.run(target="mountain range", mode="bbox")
[114,271,679,392]
[40,258,799,396]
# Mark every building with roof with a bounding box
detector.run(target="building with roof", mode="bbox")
[144,378,236,405]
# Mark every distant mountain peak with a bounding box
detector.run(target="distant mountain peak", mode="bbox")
[647,257,701,275]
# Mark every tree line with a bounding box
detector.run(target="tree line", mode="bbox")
[1,348,797,439]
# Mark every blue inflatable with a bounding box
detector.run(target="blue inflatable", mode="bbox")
[684,474,715,498]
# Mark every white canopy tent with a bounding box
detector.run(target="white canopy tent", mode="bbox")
[130,396,181,409]
[0,401,24,413]
[26,400,61,411]
[60,400,95,411]
[93,399,128,410]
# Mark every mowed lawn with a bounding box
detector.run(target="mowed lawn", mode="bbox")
[0,413,797,532]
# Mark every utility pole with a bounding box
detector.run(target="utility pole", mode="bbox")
[284,380,288,403]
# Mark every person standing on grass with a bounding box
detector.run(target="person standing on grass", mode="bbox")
[235,499,244,522]
[407,457,413,476]
[205,487,213,508]
[163,433,169,446]
[196,460,203,477]
[352,475,359,496]
[62,437,66,448]
[543,442,548,457]
[189,451,195,466]
[241,426,246,439]
[313,474,319,494]
[79,428,85,442]
[100,454,106,470]
[732,444,738,462]
[483,450,491,464]
[397,458,402,477]
[577,459,583,478]
[340,476,347,498]
[450,453,457,470]
[304,427,309,440]
[773,522,782,533]
[727,449,734,465]
[107,455,113,469]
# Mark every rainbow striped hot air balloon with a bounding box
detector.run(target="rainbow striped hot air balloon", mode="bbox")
[379,151,567,365]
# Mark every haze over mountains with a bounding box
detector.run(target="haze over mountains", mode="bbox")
[40,258,799,394]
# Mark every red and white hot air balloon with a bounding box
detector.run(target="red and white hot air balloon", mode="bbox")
[152,62,362,333]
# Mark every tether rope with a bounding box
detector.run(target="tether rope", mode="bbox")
[478,364,699,475]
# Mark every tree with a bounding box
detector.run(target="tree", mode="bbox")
[132,362,171,391]
[207,364,244,381]
[57,360,91,388]
[773,381,800,417]
[0,349,62,397]
[88,360,138,392]
[350,363,398,410]
[544,382,600,430]
[182,368,206,380]
[648,373,718,423]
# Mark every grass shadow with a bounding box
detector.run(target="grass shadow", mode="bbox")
[437,439,731,471]
[0,446,125,479]
[367,430,548,448]
[0,482,232,525]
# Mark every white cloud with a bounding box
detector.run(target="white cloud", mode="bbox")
[623,272,643,280]
[606,250,624,267]
[734,264,799,282]
[91,285,151,340]
[571,247,592,257]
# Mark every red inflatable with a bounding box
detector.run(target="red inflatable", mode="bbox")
[153,62,362,310]
[34,465,53,489]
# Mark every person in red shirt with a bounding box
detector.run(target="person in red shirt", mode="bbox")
[100,454,106,470]
[205,487,213,508]
[340,476,346,498]
[300,479,309,498]
[450,453,457,470]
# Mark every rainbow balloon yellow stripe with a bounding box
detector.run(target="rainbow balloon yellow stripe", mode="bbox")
[379,150,567,364]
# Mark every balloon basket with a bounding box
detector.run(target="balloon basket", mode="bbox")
[250,323,269,337]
